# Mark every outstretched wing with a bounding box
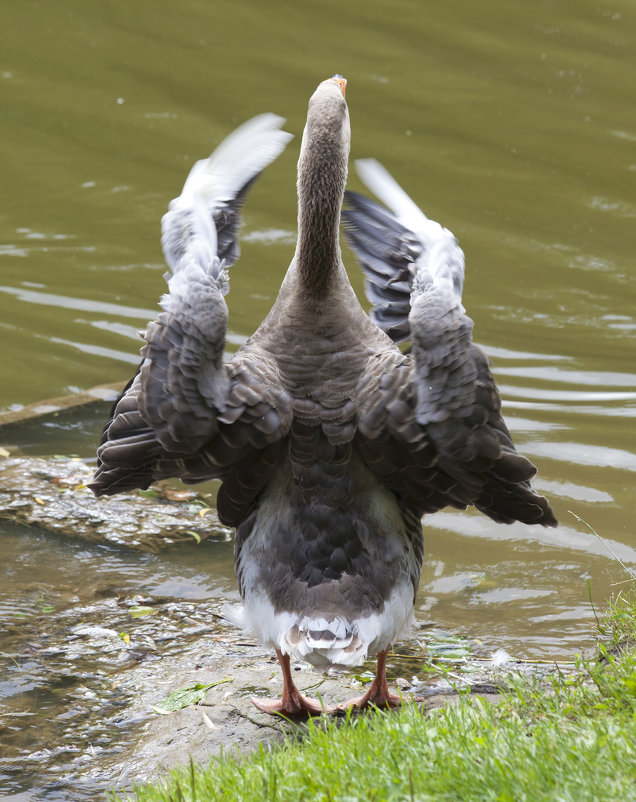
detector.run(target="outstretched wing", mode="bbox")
[161,114,292,272]
[343,158,464,344]
[91,115,293,497]
[345,160,557,527]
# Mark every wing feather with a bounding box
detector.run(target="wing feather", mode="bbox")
[91,116,292,497]
[348,160,557,527]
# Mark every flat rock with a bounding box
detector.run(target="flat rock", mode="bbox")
[112,638,505,792]
[0,455,230,552]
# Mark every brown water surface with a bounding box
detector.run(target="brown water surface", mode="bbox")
[1,0,636,798]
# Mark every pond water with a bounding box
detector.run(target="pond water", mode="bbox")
[2,0,636,798]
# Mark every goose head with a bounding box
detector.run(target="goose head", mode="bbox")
[298,75,349,173]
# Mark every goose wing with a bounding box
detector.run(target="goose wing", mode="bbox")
[91,115,293,496]
[345,160,556,527]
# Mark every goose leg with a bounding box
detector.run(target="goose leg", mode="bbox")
[339,646,419,710]
[251,650,334,717]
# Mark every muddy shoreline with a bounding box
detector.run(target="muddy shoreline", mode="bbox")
[0,396,564,800]
[0,450,514,799]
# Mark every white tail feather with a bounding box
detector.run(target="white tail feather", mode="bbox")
[236,583,414,670]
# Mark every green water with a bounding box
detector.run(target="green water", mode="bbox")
[1,0,636,797]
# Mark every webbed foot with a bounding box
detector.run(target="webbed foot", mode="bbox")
[251,691,334,717]
[338,646,423,711]
[338,689,421,711]
[251,649,334,718]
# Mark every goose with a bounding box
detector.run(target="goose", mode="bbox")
[91,76,557,716]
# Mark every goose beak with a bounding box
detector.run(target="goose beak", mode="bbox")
[329,75,347,98]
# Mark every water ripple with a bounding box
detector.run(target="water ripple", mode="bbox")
[495,366,636,387]
[428,513,636,565]
[480,344,571,362]
[533,479,613,503]
[504,400,636,417]
[47,336,141,365]
[0,285,156,319]
[499,384,636,403]
[523,441,636,472]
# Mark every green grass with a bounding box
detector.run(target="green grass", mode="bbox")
[118,590,636,802]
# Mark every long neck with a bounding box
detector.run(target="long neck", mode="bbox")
[295,127,347,294]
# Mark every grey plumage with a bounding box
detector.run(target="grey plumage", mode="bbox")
[93,114,293,490]
[92,79,556,699]
[344,158,553,528]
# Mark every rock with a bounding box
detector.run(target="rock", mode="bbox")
[0,455,231,552]
[0,382,123,428]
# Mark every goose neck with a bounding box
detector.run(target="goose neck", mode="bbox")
[294,90,349,294]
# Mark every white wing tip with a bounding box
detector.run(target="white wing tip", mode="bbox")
[354,158,431,229]
[179,113,293,203]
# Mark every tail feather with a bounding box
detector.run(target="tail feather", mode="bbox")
[282,619,367,668]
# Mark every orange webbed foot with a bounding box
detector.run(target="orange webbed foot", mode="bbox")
[252,650,335,717]
[251,692,334,718]
[337,646,423,711]
[338,689,422,711]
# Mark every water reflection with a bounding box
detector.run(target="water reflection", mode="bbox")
[242,228,296,244]
[534,479,612,504]
[426,512,636,565]
[500,385,636,403]
[495,366,636,386]
[46,337,141,365]
[504,416,567,432]
[0,285,156,320]
[482,345,571,362]
[524,441,636,471]
[604,315,636,331]
[505,400,636,418]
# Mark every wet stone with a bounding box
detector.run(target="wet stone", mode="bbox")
[0,455,231,552]
[0,454,571,801]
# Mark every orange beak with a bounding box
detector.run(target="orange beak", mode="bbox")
[329,75,347,98]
